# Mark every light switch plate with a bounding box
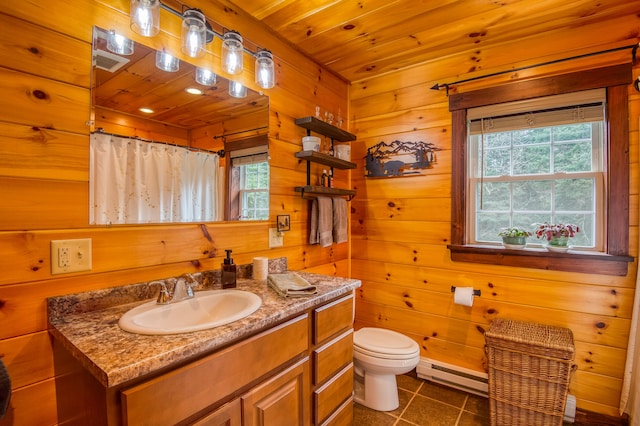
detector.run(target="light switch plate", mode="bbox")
[269,228,283,248]
[51,238,92,274]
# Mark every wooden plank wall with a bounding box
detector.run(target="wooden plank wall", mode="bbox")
[349,15,640,417]
[0,0,349,424]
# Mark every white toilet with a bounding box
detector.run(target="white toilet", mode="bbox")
[353,327,420,411]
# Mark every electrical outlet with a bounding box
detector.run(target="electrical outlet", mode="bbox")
[51,239,92,274]
[269,228,283,248]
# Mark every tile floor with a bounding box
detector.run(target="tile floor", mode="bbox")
[353,374,490,426]
[352,373,626,426]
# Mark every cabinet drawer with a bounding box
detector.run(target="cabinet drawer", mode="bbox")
[121,314,309,425]
[313,294,353,345]
[313,329,353,385]
[313,363,353,425]
[320,396,353,426]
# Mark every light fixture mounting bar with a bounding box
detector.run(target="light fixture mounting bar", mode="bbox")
[159,2,262,57]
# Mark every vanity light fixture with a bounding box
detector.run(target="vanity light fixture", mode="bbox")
[255,49,275,89]
[107,30,134,55]
[130,0,160,37]
[195,67,217,86]
[181,8,211,58]
[129,1,278,87]
[221,30,244,75]
[156,50,179,72]
[229,81,247,98]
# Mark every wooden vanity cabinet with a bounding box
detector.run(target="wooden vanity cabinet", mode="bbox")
[121,315,309,425]
[54,292,355,426]
[311,293,355,425]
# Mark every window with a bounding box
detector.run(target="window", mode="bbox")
[448,64,633,276]
[229,149,269,220]
[467,90,605,250]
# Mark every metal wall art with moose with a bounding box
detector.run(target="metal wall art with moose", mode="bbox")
[364,140,439,178]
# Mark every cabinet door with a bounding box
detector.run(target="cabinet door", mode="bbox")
[191,398,241,426]
[242,357,310,426]
[121,315,308,425]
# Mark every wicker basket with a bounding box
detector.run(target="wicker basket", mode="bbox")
[485,318,575,426]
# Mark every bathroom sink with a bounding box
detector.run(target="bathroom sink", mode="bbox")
[118,290,262,335]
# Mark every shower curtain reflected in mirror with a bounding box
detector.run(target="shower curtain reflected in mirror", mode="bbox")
[90,133,224,224]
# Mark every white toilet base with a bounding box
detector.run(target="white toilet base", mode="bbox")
[353,371,400,411]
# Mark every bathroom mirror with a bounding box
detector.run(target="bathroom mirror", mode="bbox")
[90,27,269,224]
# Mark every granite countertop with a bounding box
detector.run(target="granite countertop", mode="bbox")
[48,272,361,388]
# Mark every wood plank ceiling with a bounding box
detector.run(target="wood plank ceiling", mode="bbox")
[236,0,640,83]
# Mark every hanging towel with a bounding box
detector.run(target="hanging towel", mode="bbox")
[309,196,333,247]
[309,198,319,245]
[267,273,317,297]
[332,197,348,244]
[0,358,10,418]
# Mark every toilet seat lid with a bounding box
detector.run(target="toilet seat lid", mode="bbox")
[354,327,420,357]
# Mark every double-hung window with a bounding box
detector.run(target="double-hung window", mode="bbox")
[467,89,605,250]
[229,147,269,220]
[447,64,633,275]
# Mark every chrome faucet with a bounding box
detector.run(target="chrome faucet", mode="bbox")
[148,274,198,305]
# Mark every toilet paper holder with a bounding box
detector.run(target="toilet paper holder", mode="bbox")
[450,286,481,297]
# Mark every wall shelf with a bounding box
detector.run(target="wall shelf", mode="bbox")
[294,116,356,142]
[295,151,356,169]
[294,117,357,200]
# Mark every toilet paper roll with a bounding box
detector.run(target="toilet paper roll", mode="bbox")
[253,257,269,281]
[454,287,474,307]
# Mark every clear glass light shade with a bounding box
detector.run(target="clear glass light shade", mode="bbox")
[107,31,134,55]
[195,68,217,86]
[255,49,275,89]
[222,31,243,75]
[156,51,179,72]
[181,9,206,58]
[130,0,160,37]
[229,81,247,98]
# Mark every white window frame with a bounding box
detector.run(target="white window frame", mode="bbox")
[465,89,607,251]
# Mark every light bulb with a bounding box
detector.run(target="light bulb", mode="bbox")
[156,51,179,72]
[107,31,134,55]
[255,49,274,89]
[229,81,247,98]
[222,31,243,75]
[130,0,159,37]
[195,68,217,86]
[181,9,206,58]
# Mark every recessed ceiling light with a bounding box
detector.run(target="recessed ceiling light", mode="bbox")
[139,107,154,114]
[185,87,203,95]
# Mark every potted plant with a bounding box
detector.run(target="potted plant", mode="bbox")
[498,227,532,248]
[533,222,580,251]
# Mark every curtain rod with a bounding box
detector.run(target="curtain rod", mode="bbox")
[431,43,639,95]
[212,126,269,139]
[92,129,224,156]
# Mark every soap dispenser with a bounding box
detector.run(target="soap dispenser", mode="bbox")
[222,249,237,289]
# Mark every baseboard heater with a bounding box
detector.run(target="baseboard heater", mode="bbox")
[416,358,489,397]
[415,357,576,423]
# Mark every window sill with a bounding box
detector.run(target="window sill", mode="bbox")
[448,244,633,276]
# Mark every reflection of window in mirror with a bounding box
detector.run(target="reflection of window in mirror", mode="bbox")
[228,141,269,220]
